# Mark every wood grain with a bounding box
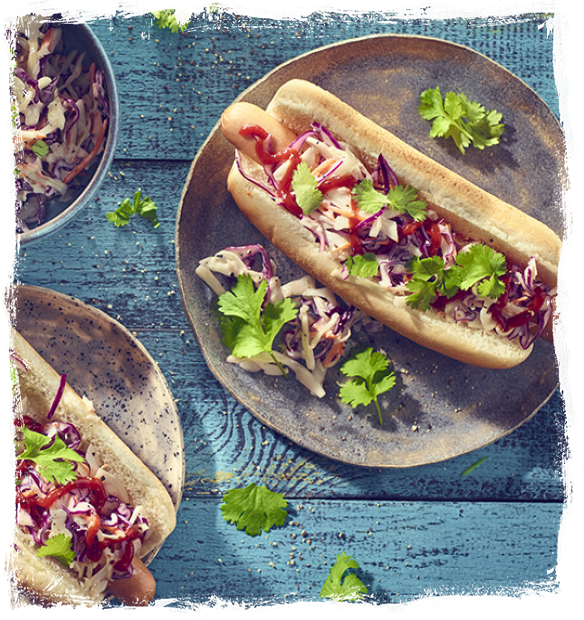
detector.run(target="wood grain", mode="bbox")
[13,11,564,605]
[117,498,561,605]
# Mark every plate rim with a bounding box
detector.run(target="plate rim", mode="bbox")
[11,283,185,561]
[176,33,561,469]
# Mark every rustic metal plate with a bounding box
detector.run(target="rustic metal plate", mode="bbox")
[176,34,563,468]
[11,284,184,563]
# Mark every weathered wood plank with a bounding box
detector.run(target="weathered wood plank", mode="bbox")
[120,498,561,605]
[86,13,558,162]
[16,184,566,503]
[10,11,566,611]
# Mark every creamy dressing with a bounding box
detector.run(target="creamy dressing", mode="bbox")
[197,247,371,397]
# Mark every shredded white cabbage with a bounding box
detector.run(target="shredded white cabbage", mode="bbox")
[197,248,369,398]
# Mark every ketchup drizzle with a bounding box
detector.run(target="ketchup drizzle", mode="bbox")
[239,124,302,217]
[15,411,147,576]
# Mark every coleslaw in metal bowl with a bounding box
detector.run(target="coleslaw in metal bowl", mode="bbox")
[11,14,118,245]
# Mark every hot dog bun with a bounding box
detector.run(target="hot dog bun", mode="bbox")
[221,79,561,369]
[9,327,176,606]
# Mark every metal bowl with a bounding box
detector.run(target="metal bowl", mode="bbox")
[16,19,119,246]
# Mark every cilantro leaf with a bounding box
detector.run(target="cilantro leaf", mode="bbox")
[221,483,288,537]
[320,552,368,602]
[17,426,84,485]
[152,9,190,33]
[345,252,379,279]
[36,534,75,567]
[31,139,49,158]
[107,190,160,229]
[419,86,505,154]
[209,0,227,13]
[405,245,506,309]
[353,179,427,221]
[291,162,323,214]
[405,255,459,311]
[351,179,389,213]
[339,348,395,425]
[453,244,507,298]
[387,185,428,221]
[218,274,298,376]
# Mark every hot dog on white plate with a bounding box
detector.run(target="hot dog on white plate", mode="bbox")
[220,79,561,369]
[9,328,176,606]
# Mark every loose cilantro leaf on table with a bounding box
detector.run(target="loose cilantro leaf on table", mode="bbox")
[107,190,160,228]
[291,162,323,214]
[36,534,75,567]
[152,9,190,33]
[320,552,368,602]
[339,348,395,426]
[209,0,227,13]
[221,483,288,537]
[17,426,84,485]
[345,252,379,279]
[418,86,505,154]
[218,274,298,377]
[146,0,227,32]
[353,179,427,221]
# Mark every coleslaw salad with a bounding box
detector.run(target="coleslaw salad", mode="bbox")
[11,15,110,232]
[196,244,381,397]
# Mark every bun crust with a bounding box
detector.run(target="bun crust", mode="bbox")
[225,80,561,368]
[9,328,176,606]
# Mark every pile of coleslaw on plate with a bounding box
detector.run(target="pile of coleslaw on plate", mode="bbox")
[11,15,110,232]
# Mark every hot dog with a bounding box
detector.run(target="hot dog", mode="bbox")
[220,79,561,369]
[9,328,176,606]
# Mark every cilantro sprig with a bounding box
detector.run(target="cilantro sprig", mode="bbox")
[418,86,505,154]
[352,179,428,221]
[339,348,396,426]
[146,0,226,32]
[152,10,190,33]
[221,483,288,537]
[320,552,368,602]
[209,2,221,14]
[405,245,507,311]
[405,256,459,311]
[36,534,75,567]
[107,189,160,228]
[218,274,298,378]
[16,426,85,485]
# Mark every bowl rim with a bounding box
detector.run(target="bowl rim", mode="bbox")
[17,20,119,247]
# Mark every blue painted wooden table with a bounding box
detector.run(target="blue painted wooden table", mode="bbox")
[15,10,565,607]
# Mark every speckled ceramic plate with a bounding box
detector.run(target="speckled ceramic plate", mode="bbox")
[12,284,184,563]
[176,34,563,468]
